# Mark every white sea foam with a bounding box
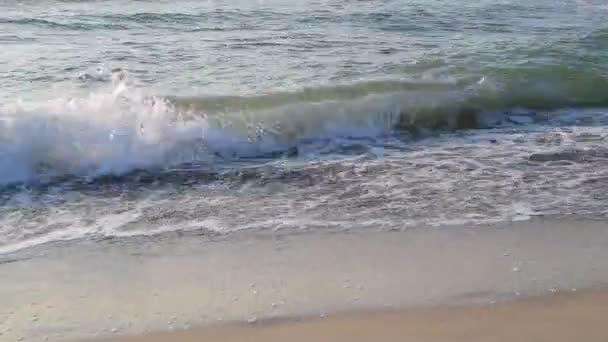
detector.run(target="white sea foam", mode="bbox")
[0,81,214,184]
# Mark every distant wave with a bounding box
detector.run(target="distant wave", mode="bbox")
[0,11,280,31]
[0,17,128,31]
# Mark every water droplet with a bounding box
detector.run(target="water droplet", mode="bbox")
[489,300,497,305]
[515,291,521,296]
[571,288,577,292]
[512,266,520,272]
[247,317,257,324]
[111,328,119,334]
[31,315,39,322]
[271,302,278,308]
[549,288,557,293]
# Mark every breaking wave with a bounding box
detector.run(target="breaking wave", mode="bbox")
[1,65,608,186]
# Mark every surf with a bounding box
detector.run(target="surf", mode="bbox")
[1,65,608,186]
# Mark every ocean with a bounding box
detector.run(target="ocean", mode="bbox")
[1,0,608,254]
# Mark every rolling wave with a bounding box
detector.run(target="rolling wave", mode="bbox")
[168,65,608,136]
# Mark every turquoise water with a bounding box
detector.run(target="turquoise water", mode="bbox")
[1,0,608,253]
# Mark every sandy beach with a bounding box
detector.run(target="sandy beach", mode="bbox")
[2,219,608,342]
[99,289,608,342]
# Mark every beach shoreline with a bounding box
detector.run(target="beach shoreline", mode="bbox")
[3,1,608,342]
[2,218,608,342]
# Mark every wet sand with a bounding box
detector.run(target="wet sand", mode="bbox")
[2,219,608,341]
[99,289,608,342]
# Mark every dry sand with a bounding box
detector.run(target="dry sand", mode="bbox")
[99,289,608,342]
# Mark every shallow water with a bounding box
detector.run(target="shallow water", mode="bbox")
[1,0,608,253]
